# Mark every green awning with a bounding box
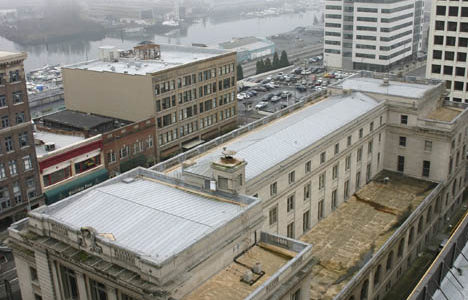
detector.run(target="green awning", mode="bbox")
[119,154,147,173]
[44,169,109,205]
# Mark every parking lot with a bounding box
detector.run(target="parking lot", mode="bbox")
[237,57,354,124]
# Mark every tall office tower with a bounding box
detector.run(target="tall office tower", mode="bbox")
[324,0,424,72]
[0,51,42,228]
[426,1,468,103]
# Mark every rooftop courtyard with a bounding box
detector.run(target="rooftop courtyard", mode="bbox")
[300,171,437,299]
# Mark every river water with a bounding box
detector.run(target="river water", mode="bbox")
[0,10,320,72]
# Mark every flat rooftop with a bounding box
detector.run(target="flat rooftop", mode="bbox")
[36,171,248,264]
[300,171,436,299]
[42,110,116,130]
[220,37,273,52]
[425,106,464,123]
[169,92,381,181]
[337,77,439,99]
[183,243,293,300]
[34,131,85,157]
[65,44,231,75]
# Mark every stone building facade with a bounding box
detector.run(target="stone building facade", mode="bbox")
[0,51,41,228]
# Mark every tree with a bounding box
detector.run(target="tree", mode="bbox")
[279,50,290,67]
[264,58,272,71]
[256,60,265,74]
[272,52,280,69]
[237,64,244,81]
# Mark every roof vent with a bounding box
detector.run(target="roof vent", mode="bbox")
[122,177,136,184]
[44,143,56,152]
[383,177,390,184]
[241,270,253,284]
[252,262,262,274]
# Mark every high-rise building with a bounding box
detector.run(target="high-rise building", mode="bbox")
[0,51,42,228]
[426,0,468,103]
[324,0,424,72]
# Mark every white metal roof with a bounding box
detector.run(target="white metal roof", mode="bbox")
[34,131,85,157]
[339,77,438,99]
[42,176,245,264]
[180,92,381,181]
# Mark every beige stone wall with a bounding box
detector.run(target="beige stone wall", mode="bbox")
[63,68,154,122]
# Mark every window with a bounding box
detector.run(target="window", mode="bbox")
[269,206,278,225]
[400,115,408,125]
[12,91,23,103]
[218,176,228,189]
[0,164,5,179]
[119,146,129,159]
[75,155,100,174]
[374,265,382,286]
[0,95,5,107]
[303,211,310,233]
[449,6,459,17]
[398,156,405,172]
[287,194,295,212]
[60,265,79,300]
[107,151,116,164]
[422,161,430,177]
[357,147,362,162]
[368,141,373,154]
[90,279,107,300]
[433,50,442,60]
[26,177,35,199]
[288,171,295,184]
[399,136,407,147]
[458,52,467,62]
[23,155,32,171]
[345,155,351,171]
[408,227,414,245]
[147,136,154,148]
[334,143,340,155]
[331,189,337,210]
[43,167,71,186]
[16,112,25,124]
[292,288,301,300]
[8,160,17,176]
[447,36,456,46]
[436,5,446,16]
[320,151,326,164]
[397,238,405,257]
[270,182,277,196]
[13,182,21,204]
[424,141,432,152]
[432,64,441,74]
[344,180,350,199]
[1,115,8,128]
[455,81,464,91]
[347,135,352,146]
[19,132,28,147]
[434,36,444,45]
[305,161,311,173]
[318,200,324,220]
[456,67,465,77]
[30,267,38,282]
[332,164,339,179]
[304,183,311,200]
[369,122,374,132]
[359,128,363,139]
[5,136,12,152]
[319,173,326,190]
[287,222,295,238]
[356,171,361,189]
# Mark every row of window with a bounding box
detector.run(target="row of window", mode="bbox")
[43,155,101,187]
[0,177,36,212]
[154,64,235,95]
[0,132,29,154]
[1,111,26,128]
[432,49,468,62]
[436,5,468,17]
[0,70,21,85]
[434,35,468,47]
[0,91,23,107]
[107,136,153,164]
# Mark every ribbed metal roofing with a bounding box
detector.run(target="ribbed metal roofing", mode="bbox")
[44,177,245,264]
[182,93,381,181]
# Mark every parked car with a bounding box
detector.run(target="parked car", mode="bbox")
[266,93,274,100]
[249,90,257,96]
[296,85,307,92]
[237,93,244,100]
[255,101,268,109]
[271,96,281,102]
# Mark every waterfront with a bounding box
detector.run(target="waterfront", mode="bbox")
[0,10,320,72]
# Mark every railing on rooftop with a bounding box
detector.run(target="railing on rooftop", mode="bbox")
[151,90,327,173]
[245,232,313,300]
[333,182,444,300]
[357,70,442,86]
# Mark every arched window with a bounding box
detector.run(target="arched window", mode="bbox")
[426,206,432,224]
[374,265,382,286]
[386,251,394,271]
[360,279,369,300]
[408,227,414,246]
[417,216,424,234]
[398,238,405,257]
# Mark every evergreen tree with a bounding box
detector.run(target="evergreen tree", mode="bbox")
[256,60,265,74]
[272,52,280,70]
[264,58,272,71]
[237,64,244,81]
[279,51,290,67]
